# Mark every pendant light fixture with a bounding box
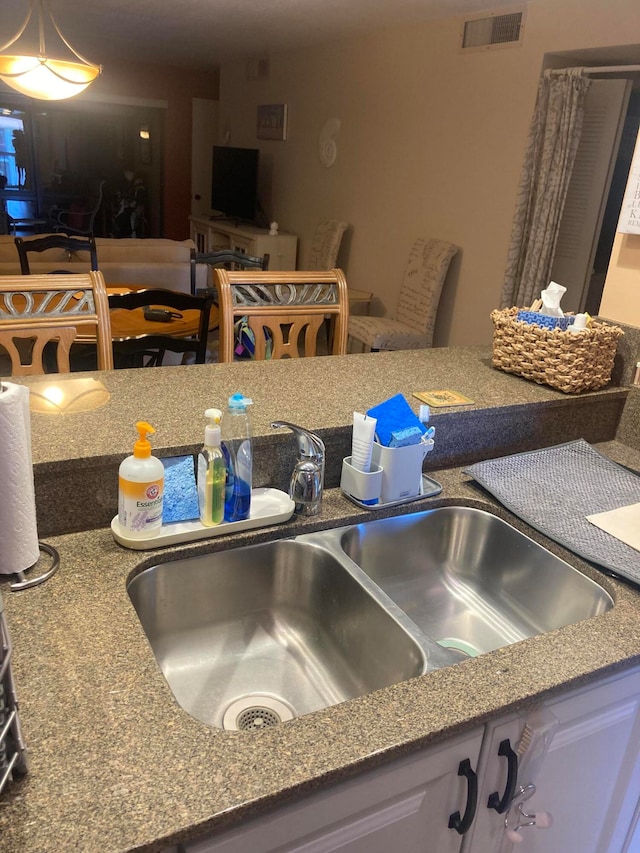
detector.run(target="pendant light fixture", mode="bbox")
[0,0,102,101]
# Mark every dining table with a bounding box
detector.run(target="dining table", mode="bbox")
[103,285,219,342]
[72,284,220,368]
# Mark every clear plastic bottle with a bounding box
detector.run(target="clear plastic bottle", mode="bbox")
[118,421,164,538]
[221,393,253,522]
[197,408,225,527]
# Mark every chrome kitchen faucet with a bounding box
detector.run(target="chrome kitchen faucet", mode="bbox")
[271,421,325,516]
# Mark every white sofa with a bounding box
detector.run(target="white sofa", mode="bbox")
[0,235,207,293]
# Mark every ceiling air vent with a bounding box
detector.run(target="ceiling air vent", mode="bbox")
[461,8,525,51]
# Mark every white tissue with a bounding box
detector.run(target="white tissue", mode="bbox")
[0,382,40,574]
[540,281,566,317]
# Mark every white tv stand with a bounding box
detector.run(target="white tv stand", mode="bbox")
[189,216,297,270]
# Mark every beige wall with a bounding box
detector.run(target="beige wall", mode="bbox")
[218,0,640,345]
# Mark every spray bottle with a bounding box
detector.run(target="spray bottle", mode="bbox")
[221,393,253,522]
[197,408,225,526]
[118,421,164,538]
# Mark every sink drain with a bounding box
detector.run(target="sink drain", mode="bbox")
[222,695,296,731]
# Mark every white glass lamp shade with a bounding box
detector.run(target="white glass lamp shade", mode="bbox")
[0,54,100,100]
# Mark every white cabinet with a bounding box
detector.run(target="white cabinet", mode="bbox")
[189,216,297,270]
[460,714,525,853]
[181,666,640,853]
[471,666,640,853]
[190,217,211,254]
[182,728,484,853]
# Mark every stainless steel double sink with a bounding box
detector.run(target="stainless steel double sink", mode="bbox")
[127,506,613,731]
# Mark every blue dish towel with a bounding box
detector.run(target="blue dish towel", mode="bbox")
[367,394,426,447]
[464,440,640,587]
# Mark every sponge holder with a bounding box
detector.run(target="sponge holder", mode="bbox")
[372,439,434,503]
[341,439,440,509]
[340,457,384,504]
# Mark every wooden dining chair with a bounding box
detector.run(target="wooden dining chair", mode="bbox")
[0,272,113,370]
[0,325,77,375]
[190,248,269,295]
[214,269,349,362]
[15,234,99,275]
[107,288,215,367]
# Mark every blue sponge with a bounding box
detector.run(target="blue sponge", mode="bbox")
[389,426,424,447]
[162,455,200,523]
[366,394,426,447]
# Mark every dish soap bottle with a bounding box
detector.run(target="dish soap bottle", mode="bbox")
[221,393,253,522]
[118,421,164,539]
[197,408,225,527]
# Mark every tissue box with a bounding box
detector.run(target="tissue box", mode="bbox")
[491,307,624,394]
[516,310,575,331]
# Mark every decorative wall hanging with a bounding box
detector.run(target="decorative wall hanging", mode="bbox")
[617,127,640,235]
[319,118,340,168]
[257,104,287,141]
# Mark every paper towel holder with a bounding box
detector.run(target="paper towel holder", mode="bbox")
[9,542,60,591]
[0,381,60,591]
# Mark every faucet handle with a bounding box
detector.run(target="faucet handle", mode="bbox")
[271,421,325,462]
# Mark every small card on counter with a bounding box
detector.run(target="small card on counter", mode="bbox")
[586,503,640,553]
[413,390,474,407]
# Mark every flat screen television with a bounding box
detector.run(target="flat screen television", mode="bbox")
[211,145,259,223]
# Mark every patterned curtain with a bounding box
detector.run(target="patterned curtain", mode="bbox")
[500,69,591,308]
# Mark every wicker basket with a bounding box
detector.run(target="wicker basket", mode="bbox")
[491,307,624,394]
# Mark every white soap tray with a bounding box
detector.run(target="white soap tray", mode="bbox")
[111,487,295,551]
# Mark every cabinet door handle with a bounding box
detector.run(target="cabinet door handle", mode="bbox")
[448,758,478,834]
[487,738,518,814]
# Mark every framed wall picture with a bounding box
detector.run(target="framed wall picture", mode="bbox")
[257,104,288,141]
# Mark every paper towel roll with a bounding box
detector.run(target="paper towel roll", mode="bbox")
[0,382,40,574]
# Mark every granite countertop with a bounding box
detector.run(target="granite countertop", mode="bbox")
[16,346,629,468]
[12,346,631,538]
[1,349,639,852]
